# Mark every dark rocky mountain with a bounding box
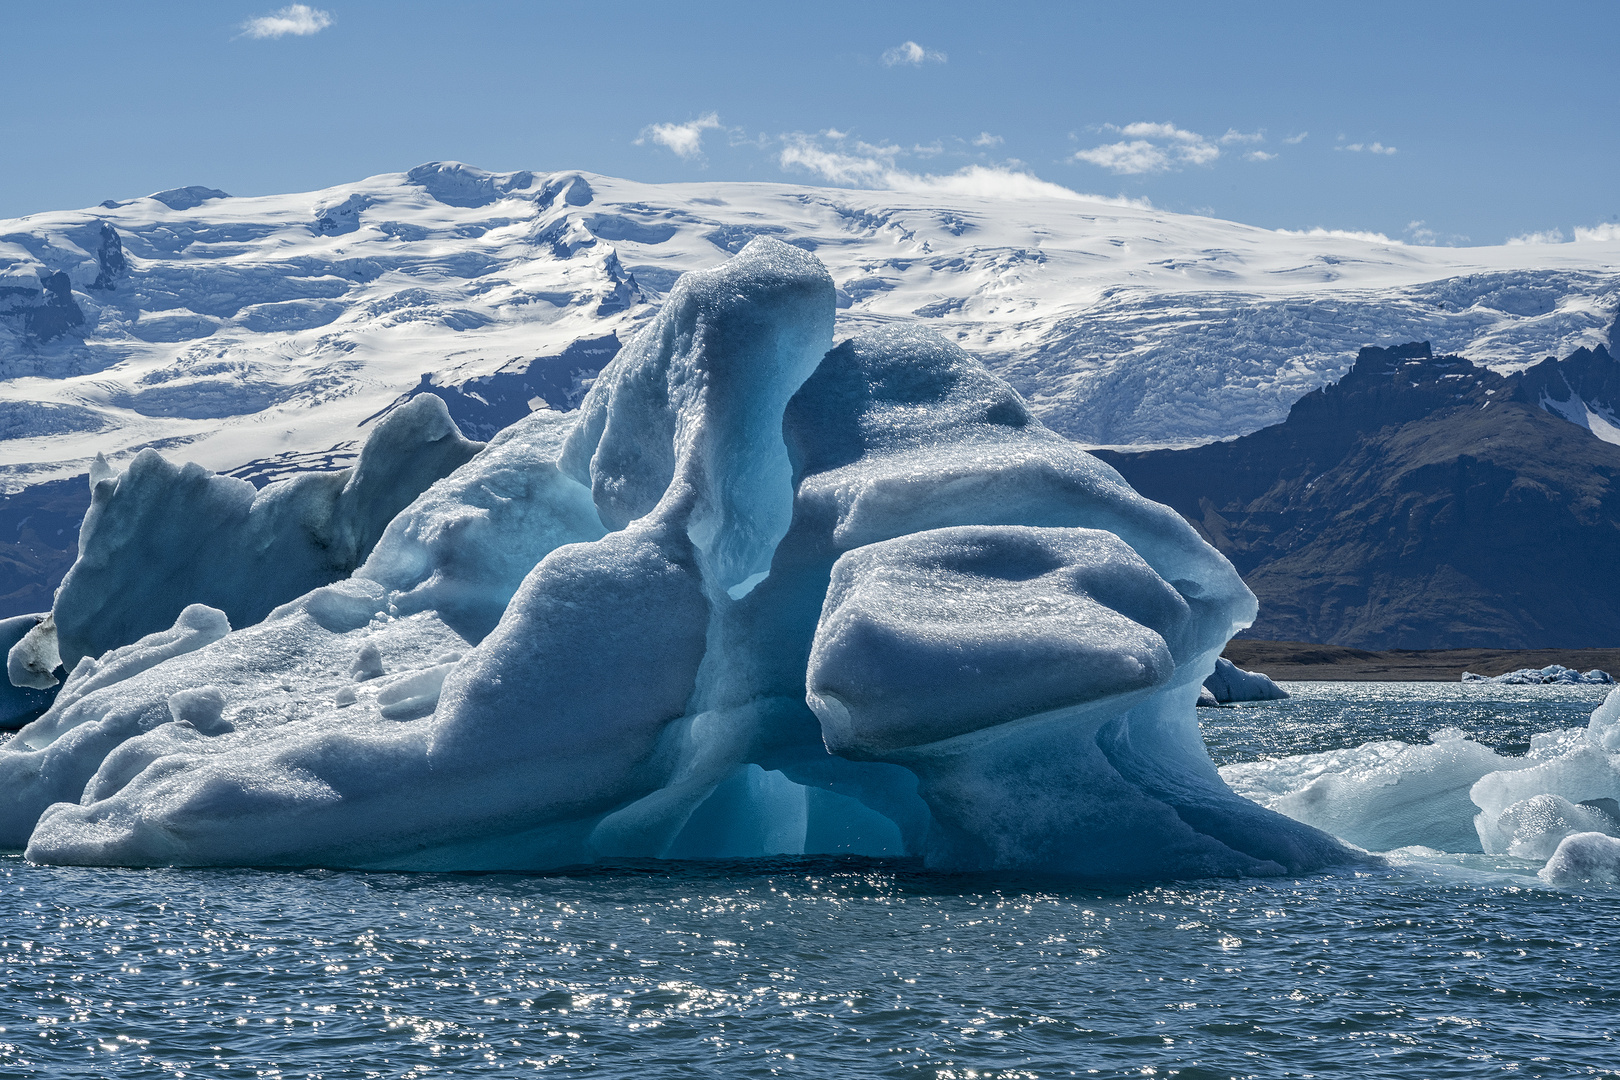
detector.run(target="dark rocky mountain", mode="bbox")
[1097,339,1620,649]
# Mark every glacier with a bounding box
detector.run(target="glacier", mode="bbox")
[2,160,1617,517]
[0,238,1353,879]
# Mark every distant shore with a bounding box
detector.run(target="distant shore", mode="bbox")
[1222,640,1620,682]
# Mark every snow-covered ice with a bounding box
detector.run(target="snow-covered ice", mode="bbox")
[0,238,1352,879]
[2,161,1617,507]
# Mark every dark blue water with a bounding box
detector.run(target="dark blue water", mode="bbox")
[3,684,1618,1079]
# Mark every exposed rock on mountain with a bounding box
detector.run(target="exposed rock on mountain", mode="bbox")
[1099,341,1620,649]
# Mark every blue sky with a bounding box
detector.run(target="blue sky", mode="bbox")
[3,0,1616,244]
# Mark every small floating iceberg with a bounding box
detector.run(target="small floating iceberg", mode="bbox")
[1461,665,1614,685]
[1225,683,1620,885]
[1202,657,1289,703]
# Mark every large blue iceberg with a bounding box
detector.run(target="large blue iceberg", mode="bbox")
[2,239,1352,879]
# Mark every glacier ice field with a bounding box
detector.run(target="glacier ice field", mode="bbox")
[2,160,1618,507]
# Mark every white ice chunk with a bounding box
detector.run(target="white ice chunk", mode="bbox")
[1488,794,1619,860]
[1540,831,1620,885]
[1203,657,1289,702]
[7,613,61,690]
[1221,729,1515,853]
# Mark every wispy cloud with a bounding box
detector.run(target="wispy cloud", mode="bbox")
[1274,226,1398,244]
[1283,132,1309,145]
[1336,140,1397,155]
[1218,129,1265,145]
[1403,220,1468,246]
[778,132,904,185]
[1507,222,1620,245]
[882,40,946,66]
[1071,121,1238,174]
[1072,140,1172,174]
[972,132,1004,147]
[239,4,332,39]
[1506,228,1568,245]
[637,113,723,159]
[1575,222,1620,242]
[1246,150,1276,162]
[773,130,1132,203]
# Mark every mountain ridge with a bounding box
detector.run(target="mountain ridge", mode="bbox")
[1098,339,1620,648]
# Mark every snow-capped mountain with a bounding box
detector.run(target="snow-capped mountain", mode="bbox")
[1,161,1617,496]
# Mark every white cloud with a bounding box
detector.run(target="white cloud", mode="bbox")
[1337,141,1397,155]
[1072,140,1172,174]
[1283,132,1308,145]
[973,132,1003,147]
[1405,220,1438,245]
[1218,129,1265,145]
[240,4,333,39]
[1246,150,1276,162]
[778,133,903,186]
[1506,228,1568,245]
[1115,121,1203,142]
[1072,121,1228,174]
[636,113,723,160]
[1506,223,1620,245]
[1574,222,1620,242]
[882,40,946,66]
[773,131,1142,205]
[1275,226,1399,244]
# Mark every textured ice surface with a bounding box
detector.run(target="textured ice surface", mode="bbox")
[1540,831,1620,884]
[17,394,479,672]
[356,407,604,642]
[1222,729,1517,853]
[1203,657,1289,702]
[1223,685,1620,881]
[1461,665,1614,685]
[5,239,1351,880]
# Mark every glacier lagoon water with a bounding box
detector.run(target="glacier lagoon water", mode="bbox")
[3,683,1619,1079]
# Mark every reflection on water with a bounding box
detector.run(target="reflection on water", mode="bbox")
[1,683,1617,1078]
[1199,680,1611,765]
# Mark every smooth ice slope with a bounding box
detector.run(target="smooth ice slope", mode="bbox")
[1,239,1354,879]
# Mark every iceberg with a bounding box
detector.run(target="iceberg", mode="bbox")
[1203,657,1289,703]
[1222,683,1620,880]
[1461,665,1614,685]
[3,238,1353,880]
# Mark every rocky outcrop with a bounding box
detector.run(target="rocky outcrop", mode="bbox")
[1099,340,1620,649]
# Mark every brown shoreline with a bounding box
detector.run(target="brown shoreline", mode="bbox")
[1222,640,1620,682]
